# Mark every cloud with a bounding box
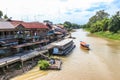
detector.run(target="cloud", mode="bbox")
[112,0,120,7]
[105,0,120,16]
[74,9,82,13]
[0,0,118,24]
[86,3,108,11]
[65,12,72,15]
[64,8,82,15]
[60,0,68,2]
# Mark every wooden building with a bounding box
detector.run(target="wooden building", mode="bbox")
[10,21,49,43]
[0,20,49,58]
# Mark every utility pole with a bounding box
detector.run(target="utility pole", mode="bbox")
[6,8,8,15]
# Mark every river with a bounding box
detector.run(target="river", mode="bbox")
[11,29,120,80]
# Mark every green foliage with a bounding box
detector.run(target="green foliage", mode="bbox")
[0,10,9,19]
[101,18,110,31]
[84,10,120,40]
[90,21,103,33]
[94,31,120,40]
[38,60,50,70]
[84,10,120,34]
[0,10,3,18]
[63,21,80,30]
[95,10,109,21]
[108,11,120,33]
[90,18,110,33]
[71,23,80,29]
[15,63,22,70]
[63,21,72,29]
[4,14,8,19]
[82,24,90,28]
[88,10,109,27]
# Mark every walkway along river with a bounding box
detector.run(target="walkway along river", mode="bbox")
[11,29,120,80]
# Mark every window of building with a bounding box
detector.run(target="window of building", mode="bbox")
[0,32,2,36]
[10,31,14,35]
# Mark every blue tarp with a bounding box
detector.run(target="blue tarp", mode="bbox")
[47,30,55,36]
[53,47,59,54]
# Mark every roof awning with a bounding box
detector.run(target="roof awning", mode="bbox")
[54,32,62,35]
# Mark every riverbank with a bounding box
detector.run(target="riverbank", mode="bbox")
[93,31,120,40]
[0,58,37,80]
[0,51,48,80]
[10,29,120,80]
[84,28,120,40]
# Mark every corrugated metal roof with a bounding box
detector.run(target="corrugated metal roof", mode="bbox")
[10,21,48,29]
[52,39,73,46]
[22,22,48,29]
[0,22,15,29]
[11,22,22,27]
[0,20,49,29]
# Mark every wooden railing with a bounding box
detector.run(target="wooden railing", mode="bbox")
[0,35,15,40]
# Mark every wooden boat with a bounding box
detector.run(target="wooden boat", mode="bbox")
[80,41,90,50]
[39,58,62,70]
[48,59,62,70]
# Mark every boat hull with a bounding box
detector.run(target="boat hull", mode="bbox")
[80,41,90,50]
[80,45,90,50]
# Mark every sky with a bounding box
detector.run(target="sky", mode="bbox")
[0,0,120,24]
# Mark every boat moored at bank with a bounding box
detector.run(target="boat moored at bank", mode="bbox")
[49,39,75,55]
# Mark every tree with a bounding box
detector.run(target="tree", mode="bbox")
[90,21,103,33]
[71,23,80,29]
[101,18,110,31]
[88,10,109,28]
[108,11,120,33]
[86,10,110,33]
[88,15,97,26]
[0,10,3,18]
[63,21,72,29]
[4,14,8,19]
[95,10,109,21]
[84,10,120,34]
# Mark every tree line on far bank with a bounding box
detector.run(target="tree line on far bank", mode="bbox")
[82,10,120,34]
[62,21,81,31]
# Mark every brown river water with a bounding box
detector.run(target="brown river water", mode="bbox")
[11,29,120,80]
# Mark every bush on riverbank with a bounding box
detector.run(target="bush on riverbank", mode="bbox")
[38,60,50,70]
[93,31,120,40]
[84,28,120,40]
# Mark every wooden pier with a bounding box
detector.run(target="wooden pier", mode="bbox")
[0,50,48,68]
[0,41,59,69]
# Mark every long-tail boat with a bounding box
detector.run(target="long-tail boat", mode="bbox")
[80,41,90,50]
